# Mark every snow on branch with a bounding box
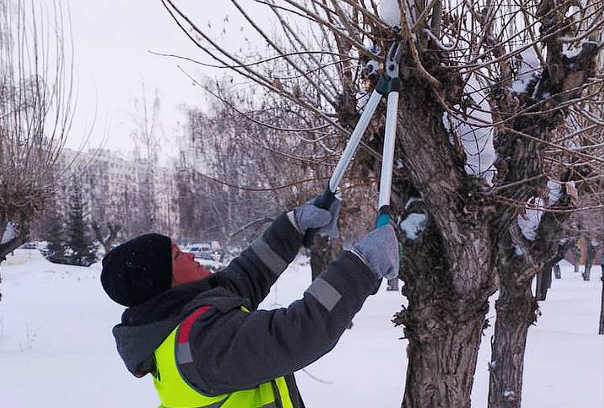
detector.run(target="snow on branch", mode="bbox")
[509,46,541,95]
[445,74,497,185]
[517,179,568,241]
[399,213,428,240]
[377,0,400,27]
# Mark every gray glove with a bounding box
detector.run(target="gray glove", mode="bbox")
[351,224,400,280]
[290,197,342,238]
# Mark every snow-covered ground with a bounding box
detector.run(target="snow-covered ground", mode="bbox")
[0,250,602,407]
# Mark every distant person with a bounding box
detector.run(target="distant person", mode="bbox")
[101,198,399,408]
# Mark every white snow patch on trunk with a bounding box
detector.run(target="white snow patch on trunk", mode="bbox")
[446,75,497,185]
[503,390,516,399]
[547,179,563,205]
[517,197,545,241]
[518,179,568,241]
[562,47,582,59]
[442,112,451,132]
[562,41,597,58]
[1,222,16,245]
[510,46,540,94]
[399,213,427,240]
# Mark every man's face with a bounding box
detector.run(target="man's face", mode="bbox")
[171,241,211,287]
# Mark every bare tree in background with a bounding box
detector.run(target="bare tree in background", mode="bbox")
[91,221,122,253]
[578,185,603,281]
[587,175,604,334]
[178,77,378,255]
[130,83,162,233]
[0,0,75,265]
[180,80,330,244]
[161,0,604,406]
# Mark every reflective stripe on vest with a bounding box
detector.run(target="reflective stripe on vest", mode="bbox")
[153,306,295,408]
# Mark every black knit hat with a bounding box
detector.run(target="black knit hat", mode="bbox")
[101,233,172,307]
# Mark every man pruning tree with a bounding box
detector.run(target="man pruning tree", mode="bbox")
[101,198,399,408]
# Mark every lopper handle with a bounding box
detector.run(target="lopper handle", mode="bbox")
[302,185,337,248]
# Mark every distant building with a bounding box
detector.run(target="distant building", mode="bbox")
[54,148,179,239]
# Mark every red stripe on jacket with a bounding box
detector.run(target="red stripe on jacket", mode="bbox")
[177,306,212,344]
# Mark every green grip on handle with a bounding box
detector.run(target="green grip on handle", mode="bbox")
[376,205,391,227]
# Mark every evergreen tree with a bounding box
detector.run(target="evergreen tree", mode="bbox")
[44,212,66,264]
[64,180,97,266]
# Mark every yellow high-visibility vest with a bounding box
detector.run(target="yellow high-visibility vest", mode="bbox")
[153,306,294,408]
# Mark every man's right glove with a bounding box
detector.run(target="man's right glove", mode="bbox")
[351,224,400,280]
[289,197,342,238]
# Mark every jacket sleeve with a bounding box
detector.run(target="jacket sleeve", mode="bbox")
[186,251,380,396]
[211,212,303,310]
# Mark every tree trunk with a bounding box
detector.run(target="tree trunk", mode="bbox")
[395,224,492,408]
[583,264,592,281]
[536,241,572,295]
[583,244,596,282]
[391,92,496,408]
[489,278,536,408]
[535,268,552,301]
[572,244,581,273]
[535,272,545,301]
[488,190,576,407]
[403,312,487,407]
[553,263,561,279]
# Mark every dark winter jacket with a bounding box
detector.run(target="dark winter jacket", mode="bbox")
[112,213,380,407]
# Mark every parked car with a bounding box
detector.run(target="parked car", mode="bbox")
[189,243,222,261]
[20,242,38,249]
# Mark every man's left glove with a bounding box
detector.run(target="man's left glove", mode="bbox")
[288,196,342,238]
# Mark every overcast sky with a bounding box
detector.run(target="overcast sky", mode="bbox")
[64,0,232,155]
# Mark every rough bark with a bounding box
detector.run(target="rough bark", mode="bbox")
[388,74,498,407]
[535,268,551,301]
[404,312,487,406]
[488,187,575,408]
[583,263,592,281]
[489,280,536,408]
[395,219,491,408]
[489,238,541,408]
[583,243,597,281]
